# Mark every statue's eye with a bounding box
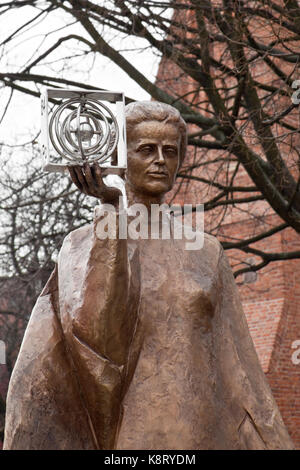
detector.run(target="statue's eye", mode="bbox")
[139,145,154,155]
[164,147,177,157]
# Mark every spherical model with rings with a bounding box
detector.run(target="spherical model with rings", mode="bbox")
[49,97,119,164]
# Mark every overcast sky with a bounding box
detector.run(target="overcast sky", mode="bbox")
[0,5,161,149]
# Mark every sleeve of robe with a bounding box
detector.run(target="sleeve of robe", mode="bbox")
[212,245,294,450]
[3,205,140,450]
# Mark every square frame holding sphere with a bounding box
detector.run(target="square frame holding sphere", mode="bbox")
[40,88,127,173]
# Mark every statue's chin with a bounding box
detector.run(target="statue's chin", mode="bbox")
[139,183,171,198]
[125,179,170,197]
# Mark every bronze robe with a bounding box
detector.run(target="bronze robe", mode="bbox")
[4,208,294,450]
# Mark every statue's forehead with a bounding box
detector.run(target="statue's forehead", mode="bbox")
[129,120,180,143]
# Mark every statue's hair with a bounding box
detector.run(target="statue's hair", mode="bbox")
[125,101,187,167]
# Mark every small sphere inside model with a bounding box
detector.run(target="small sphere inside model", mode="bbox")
[77,122,94,142]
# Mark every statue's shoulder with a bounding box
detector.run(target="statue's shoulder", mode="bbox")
[202,231,223,266]
[59,223,93,258]
[203,231,223,251]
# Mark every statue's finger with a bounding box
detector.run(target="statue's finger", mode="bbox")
[93,163,105,188]
[74,165,89,194]
[69,166,84,192]
[83,163,97,193]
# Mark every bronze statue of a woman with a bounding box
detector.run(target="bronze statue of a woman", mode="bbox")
[3,101,294,450]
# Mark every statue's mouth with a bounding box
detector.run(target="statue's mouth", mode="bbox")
[147,171,168,177]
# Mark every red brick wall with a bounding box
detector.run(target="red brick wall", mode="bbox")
[225,220,300,448]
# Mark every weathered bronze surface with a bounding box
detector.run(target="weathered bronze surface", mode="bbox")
[4,102,294,449]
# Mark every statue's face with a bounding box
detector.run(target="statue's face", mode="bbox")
[126,120,181,197]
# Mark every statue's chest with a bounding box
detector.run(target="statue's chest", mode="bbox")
[129,239,217,336]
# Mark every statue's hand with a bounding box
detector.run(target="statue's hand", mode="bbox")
[68,163,122,206]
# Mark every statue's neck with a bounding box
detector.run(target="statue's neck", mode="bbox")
[125,182,165,210]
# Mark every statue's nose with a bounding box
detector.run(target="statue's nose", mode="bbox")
[156,146,164,164]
